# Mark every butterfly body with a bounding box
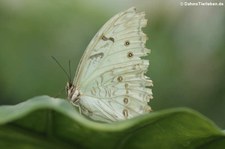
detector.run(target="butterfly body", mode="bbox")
[66,83,80,105]
[67,7,153,123]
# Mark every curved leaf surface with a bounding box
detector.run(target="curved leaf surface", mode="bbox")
[0,96,224,149]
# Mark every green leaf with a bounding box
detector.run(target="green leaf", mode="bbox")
[0,96,224,149]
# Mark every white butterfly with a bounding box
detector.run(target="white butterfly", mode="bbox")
[66,7,153,123]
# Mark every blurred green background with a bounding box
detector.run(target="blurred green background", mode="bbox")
[0,0,224,128]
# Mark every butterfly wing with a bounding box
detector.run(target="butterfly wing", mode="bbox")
[73,7,153,122]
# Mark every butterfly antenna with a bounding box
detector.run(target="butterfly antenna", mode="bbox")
[68,60,72,84]
[51,56,71,82]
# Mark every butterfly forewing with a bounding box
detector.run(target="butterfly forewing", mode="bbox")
[71,7,153,122]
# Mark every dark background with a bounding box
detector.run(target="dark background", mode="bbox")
[0,0,224,128]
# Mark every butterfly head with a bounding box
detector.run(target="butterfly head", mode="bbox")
[66,82,80,106]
